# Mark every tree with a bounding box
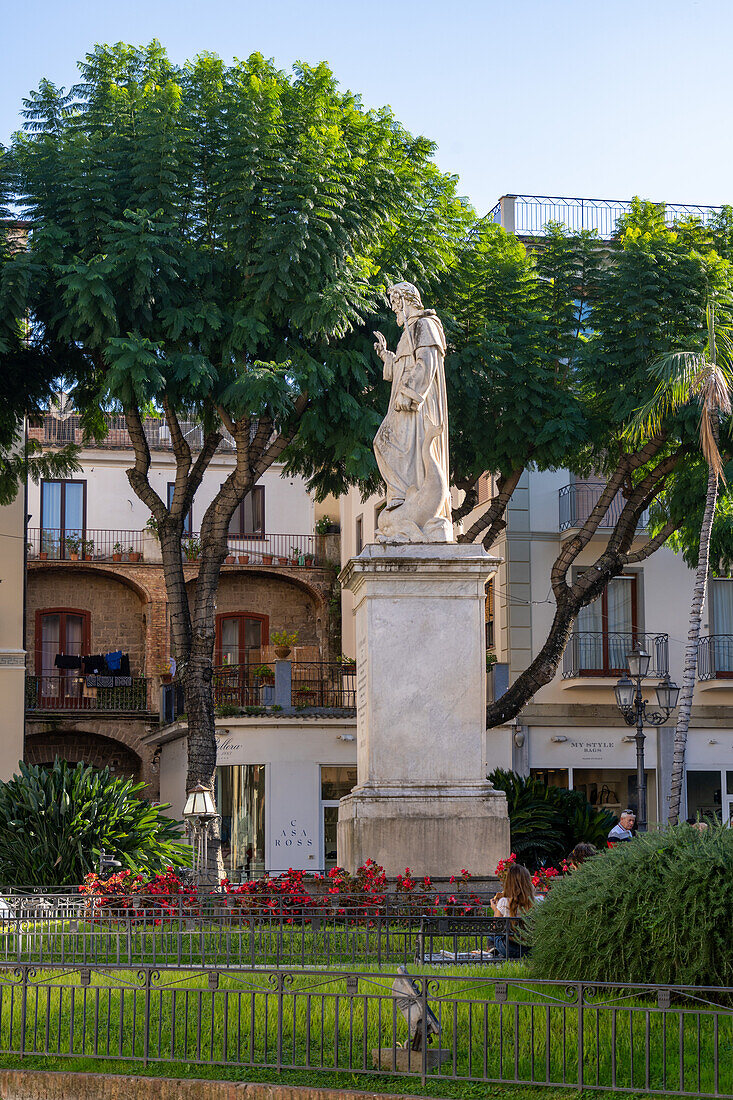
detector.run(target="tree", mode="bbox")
[629,303,733,824]
[437,205,733,727]
[8,43,474,859]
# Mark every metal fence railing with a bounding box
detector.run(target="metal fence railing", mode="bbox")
[28,414,238,452]
[698,635,733,680]
[562,632,669,679]
[0,963,729,1094]
[221,532,330,568]
[558,482,649,532]
[28,528,146,561]
[210,662,356,711]
[490,194,723,240]
[25,675,153,713]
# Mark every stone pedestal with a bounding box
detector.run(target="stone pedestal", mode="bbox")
[337,544,509,878]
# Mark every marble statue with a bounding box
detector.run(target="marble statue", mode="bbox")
[372,283,453,543]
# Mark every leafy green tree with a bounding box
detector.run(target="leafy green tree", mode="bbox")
[0,760,189,886]
[7,42,473,861]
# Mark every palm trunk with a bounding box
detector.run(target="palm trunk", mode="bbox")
[667,460,719,824]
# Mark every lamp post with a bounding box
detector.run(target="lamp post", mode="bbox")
[614,646,679,832]
[183,784,219,885]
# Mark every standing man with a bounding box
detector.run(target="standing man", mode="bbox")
[608,809,636,843]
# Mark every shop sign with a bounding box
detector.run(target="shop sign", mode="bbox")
[569,739,616,757]
[274,819,314,849]
[215,734,239,762]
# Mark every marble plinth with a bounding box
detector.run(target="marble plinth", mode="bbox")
[337,544,509,877]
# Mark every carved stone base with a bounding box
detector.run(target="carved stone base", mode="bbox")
[372,1046,452,1072]
[338,783,508,878]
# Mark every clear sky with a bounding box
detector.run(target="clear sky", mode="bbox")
[1,0,731,216]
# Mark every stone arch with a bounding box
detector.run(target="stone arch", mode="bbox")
[25,730,142,782]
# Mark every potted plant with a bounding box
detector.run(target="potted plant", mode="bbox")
[294,685,316,704]
[82,537,95,561]
[225,552,236,564]
[262,552,274,565]
[127,544,142,563]
[39,531,54,560]
[65,534,81,560]
[182,536,201,562]
[238,553,250,564]
[277,555,288,565]
[291,545,302,566]
[26,541,35,560]
[112,541,123,563]
[157,660,173,685]
[270,629,299,659]
[252,663,275,684]
[145,515,159,539]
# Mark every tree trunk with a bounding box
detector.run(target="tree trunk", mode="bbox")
[667,461,719,825]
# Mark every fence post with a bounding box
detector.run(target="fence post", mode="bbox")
[143,968,152,1066]
[420,979,428,1086]
[577,982,584,1091]
[19,965,28,1059]
[274,661,292,708]
[276,971,285,1074]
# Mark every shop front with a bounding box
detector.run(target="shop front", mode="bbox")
[682,727,733,824]
[526,725,663,824]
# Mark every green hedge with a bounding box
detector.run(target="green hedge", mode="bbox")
[527,825,733,986]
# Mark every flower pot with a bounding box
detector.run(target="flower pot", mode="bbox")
[304,557,313,567]
[128,551,142,563]
[274,645,291,659]
[225,555,235,565]
[238,554,250,565]
[277,556,288,565]
[69,552,79,561]
[112,553,122,562]
[290,557,299,566]
[39,552,48,561]
[262,554,274,565]
[83,554,93,561]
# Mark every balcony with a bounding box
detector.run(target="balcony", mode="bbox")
[25,674,154,713]
[28,413,237,453]
[28,530,333,569]
[562,632,669,680]
[489,194,722,240]
[698,636,733,681]
[559,483,648,533]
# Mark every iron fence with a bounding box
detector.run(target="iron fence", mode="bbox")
[27,528,146,562]
[29,414,238,452]
[558,482,649,532]
[698,635,733,680]
[491,194,723,240]
[25,674,153,713]
[0,963,729,1095]
[221,533,330,568]
[211,662,356,710]
[562,632,668,679]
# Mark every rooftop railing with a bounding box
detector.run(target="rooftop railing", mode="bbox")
[28,413,238,452]
[489,193,723,239]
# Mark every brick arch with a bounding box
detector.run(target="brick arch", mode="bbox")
[25,730,142,782]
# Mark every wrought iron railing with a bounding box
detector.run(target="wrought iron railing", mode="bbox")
[559,482,649,532]
[563,632,668,679]
[25,674,153,712]
[490,193,723,239]
[210,661,356,710]
[28,414,238,452]
[221,532,331,567]
[27,528,146,561]
[0,962,728,1093]
[698,635,733,680]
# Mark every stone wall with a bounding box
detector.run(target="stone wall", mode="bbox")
[25,716,158,795]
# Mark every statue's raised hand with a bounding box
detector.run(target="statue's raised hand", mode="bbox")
[373,330,390,362]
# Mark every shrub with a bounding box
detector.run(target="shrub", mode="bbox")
[489,768,615,868]
[0,760,191,886]
[526,825,733,986]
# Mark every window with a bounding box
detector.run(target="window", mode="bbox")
[215,613,268,666]
[321,766,357,870]
[475,473,491,506]
[574,575,638,674]
[229,488,265,537]
[40,480,86,559]
[355,515,363,555]
[485,579,495,649]
[35,608,90,703]
[167,483,192,535]
[709,581,733,675]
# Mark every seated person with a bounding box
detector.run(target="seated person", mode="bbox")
[567,842,597,869]
[608,809,635,843]
[488,863,540,958]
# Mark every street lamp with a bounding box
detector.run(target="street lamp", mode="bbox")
[183,784,219,884]
[615,645,680,832]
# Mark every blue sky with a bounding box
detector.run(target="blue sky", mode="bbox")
[2,0,730,216]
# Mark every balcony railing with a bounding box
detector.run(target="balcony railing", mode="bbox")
[28,414,238,453]
[211,661,356,710]
[25,675,153,713]
[559,483,648,533]
[562,632,668,679]
[220,533,331,568]
[698,635,733,680]
[489,194,723,240]
[28,529,146,562]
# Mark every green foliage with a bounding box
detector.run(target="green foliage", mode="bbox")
[489,769,615,869]
[0,760,190,886]
[527,825,733,985]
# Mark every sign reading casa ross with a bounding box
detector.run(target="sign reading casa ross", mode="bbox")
[274,819,313,848]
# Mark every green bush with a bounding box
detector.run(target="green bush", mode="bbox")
[0,760,191,886]
[527,825,733,986]
[489,768,615,868]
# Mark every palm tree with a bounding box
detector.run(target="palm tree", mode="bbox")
[631,305,732,824]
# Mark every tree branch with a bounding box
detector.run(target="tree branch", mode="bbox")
[458,468,523,548]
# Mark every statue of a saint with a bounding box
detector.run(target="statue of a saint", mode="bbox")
[372,282,453,543]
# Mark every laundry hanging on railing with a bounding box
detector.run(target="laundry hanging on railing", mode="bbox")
[54,654,82,670]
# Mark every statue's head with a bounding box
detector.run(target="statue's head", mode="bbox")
[387,282,423,323]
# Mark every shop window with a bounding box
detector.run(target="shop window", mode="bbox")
[321,766,357,872]
[686,770,721,822]
[40,480,86,559]
[216,764,266,875]
[530,768,569,789]
[573,767,656,821]
[574,575,638,674]
[229,487,265,537]
[167,483,192,535]
[355,515,363,555]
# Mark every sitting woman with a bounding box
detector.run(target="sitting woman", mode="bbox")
[488,863,539,959]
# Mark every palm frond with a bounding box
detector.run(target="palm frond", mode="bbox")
[627,352,708,443]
